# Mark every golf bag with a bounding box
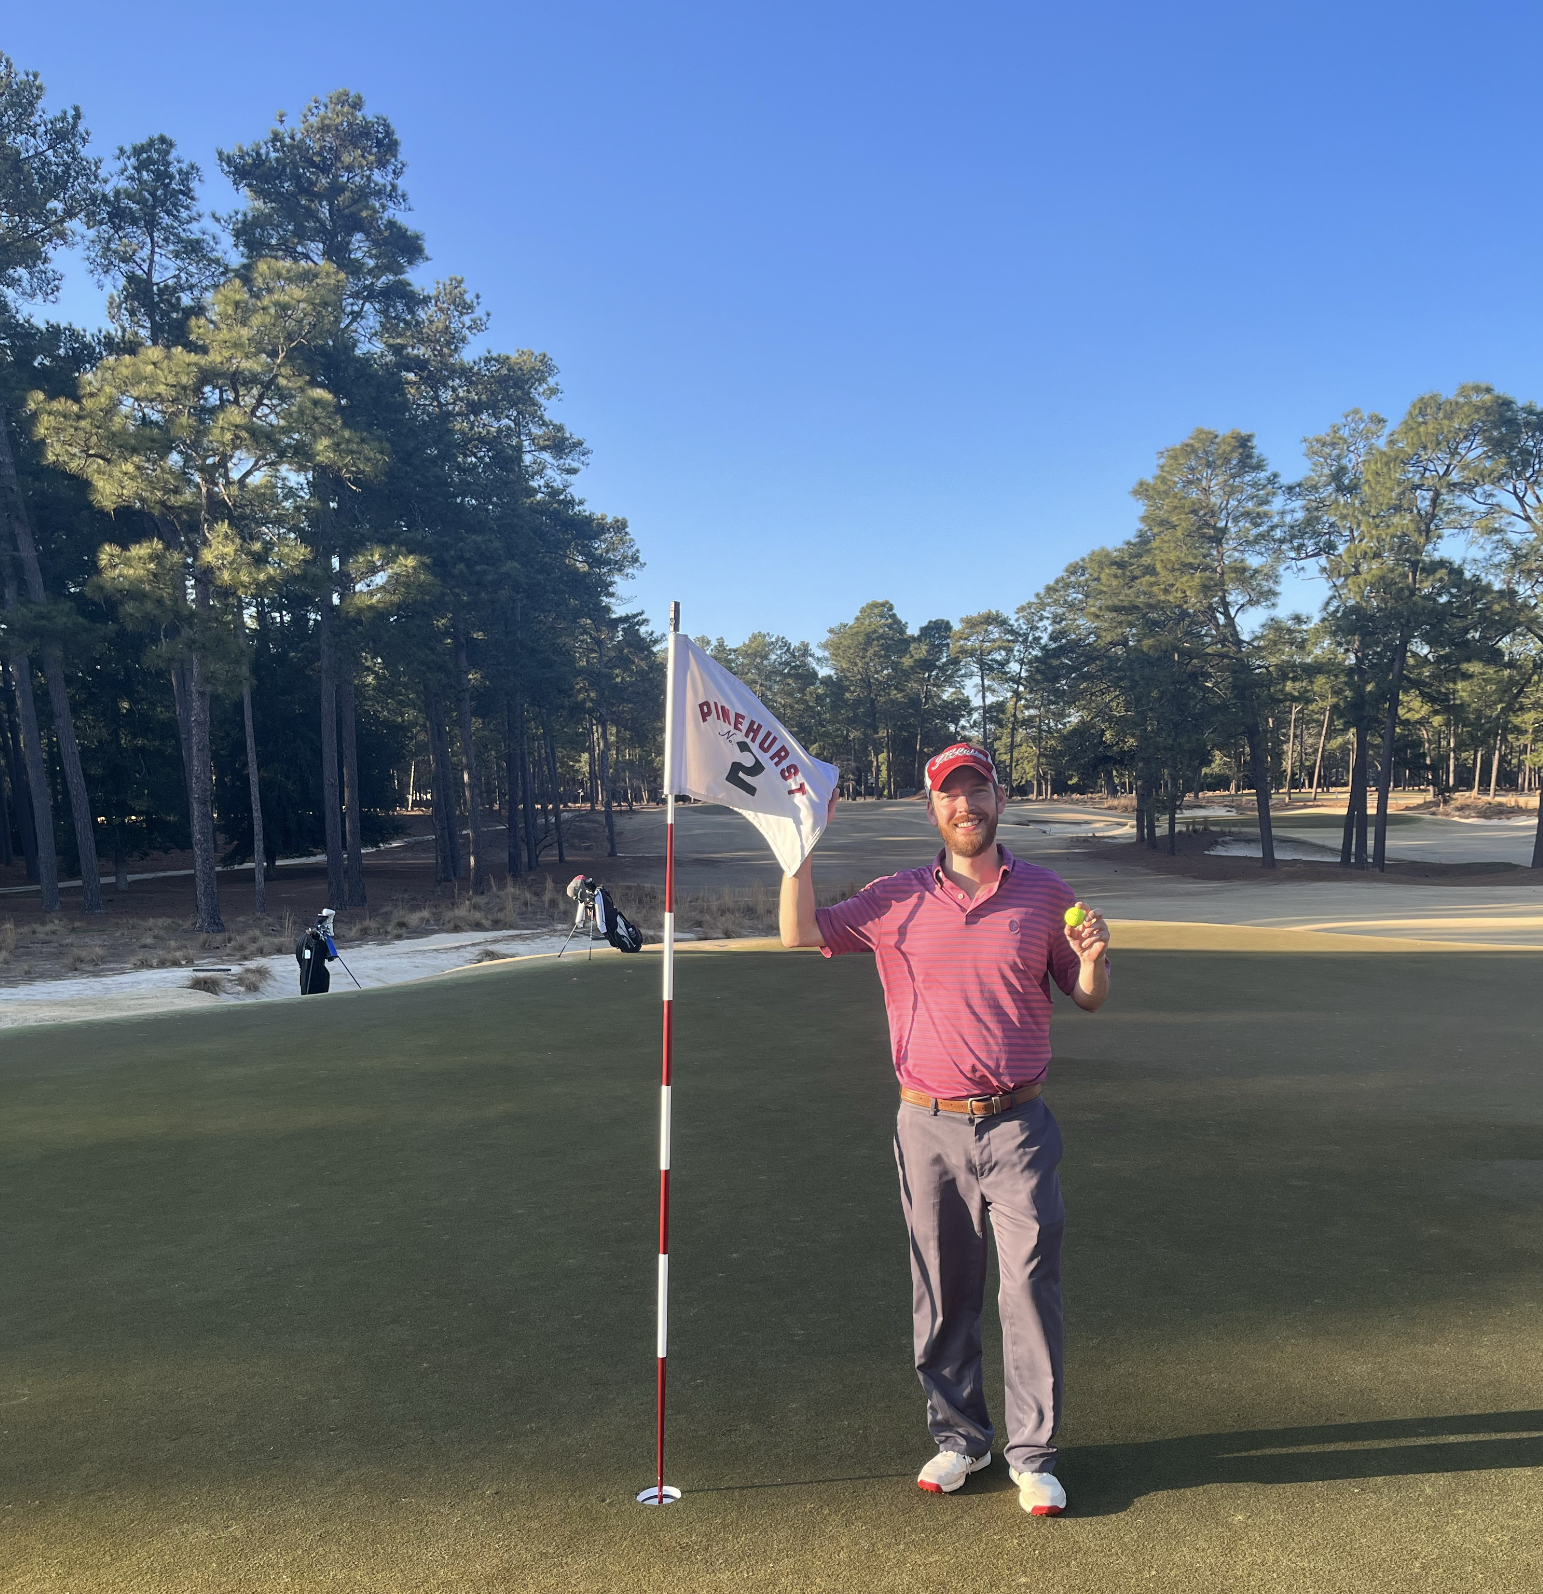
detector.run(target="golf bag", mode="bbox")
[295,916,338,994]
[597,888,644,953]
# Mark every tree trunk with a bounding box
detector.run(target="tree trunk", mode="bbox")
[536,729,552,849]
[243,684,266,916]
[520,710,537,870]
[0,408,101,911]
[544,723,565,865]
[1310,698,1331,803]
[0,669,36,881]
[1340,654,1369,869]
[453,623,489,891]
[425,689,459,885]
[1284,702,1299,802]
[318,597,345,907]
[0,724,11,868]
[426,698,450,886]
[2,565,59,908]
[39,644,103,912]
[503,697,524,878]
[1241,687,1276,869]
[14,655,59,908]
[598,704,617,858]
[1004,684,1021,798]
[592,632,618,858]
[170,659,196,828]
[186,648,224,933]
[1489,725,1502,801]
[107,706,129,891]
[340,668,366,906]
[1341,720,1369,869]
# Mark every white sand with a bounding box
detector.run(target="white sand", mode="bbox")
[1206,837,1342,861]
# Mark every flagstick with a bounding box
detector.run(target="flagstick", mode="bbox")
[638,599,682,1508]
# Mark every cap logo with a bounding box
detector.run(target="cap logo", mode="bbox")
[924,743,998,791]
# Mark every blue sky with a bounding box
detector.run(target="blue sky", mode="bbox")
[11,2,1543,646]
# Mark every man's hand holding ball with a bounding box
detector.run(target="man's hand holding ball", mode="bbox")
[1063,901,1109,965]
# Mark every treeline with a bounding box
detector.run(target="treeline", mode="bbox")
[0,58,660,931]
[705,390,1543,872]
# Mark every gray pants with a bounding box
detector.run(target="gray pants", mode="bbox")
[893,1096,1064,1475]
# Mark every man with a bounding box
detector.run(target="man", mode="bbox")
[780,742,1110,1516]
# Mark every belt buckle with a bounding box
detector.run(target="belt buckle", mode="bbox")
[966,1094,998,1117]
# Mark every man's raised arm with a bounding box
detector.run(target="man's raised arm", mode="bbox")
[780,855,825,948]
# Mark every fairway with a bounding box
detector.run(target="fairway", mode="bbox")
[5,941,1543,1593]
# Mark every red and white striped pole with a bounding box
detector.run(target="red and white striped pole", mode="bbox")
[638,600,682,1507]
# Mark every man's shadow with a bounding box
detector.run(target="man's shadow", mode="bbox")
[979,1411,1543,1515]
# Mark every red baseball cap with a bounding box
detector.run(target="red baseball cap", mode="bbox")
[925,743,998,791]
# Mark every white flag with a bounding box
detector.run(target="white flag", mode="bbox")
[666,634,840,876]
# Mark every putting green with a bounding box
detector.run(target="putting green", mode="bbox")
[4,936,1543,1592]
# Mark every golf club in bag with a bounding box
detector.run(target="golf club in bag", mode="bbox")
[295,908,363,994]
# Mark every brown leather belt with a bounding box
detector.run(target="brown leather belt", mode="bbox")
[899,1081,1042,1117]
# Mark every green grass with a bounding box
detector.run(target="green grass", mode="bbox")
[5,945,1543,1592]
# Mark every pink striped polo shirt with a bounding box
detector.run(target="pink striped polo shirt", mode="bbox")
[815,845,1084,1099]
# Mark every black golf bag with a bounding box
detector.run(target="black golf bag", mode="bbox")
[296,925,334,993]
[596,888,644,953]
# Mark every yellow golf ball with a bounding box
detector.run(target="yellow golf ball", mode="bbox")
[1064,906,1087,927]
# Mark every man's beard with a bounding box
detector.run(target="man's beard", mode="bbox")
[939,807,998,858]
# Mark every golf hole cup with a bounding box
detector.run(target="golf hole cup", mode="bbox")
[1064,905,1087,928]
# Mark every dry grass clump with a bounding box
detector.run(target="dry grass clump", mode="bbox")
[132,941,196,970]
[218,927,294,958]
[1411,795,1535,820]
[375,878,565,940]
[234,964,273,993]
[187,972,230,996]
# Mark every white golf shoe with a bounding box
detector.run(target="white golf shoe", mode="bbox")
[916,1449,992,1494]
[1009,1467,1067,1516]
